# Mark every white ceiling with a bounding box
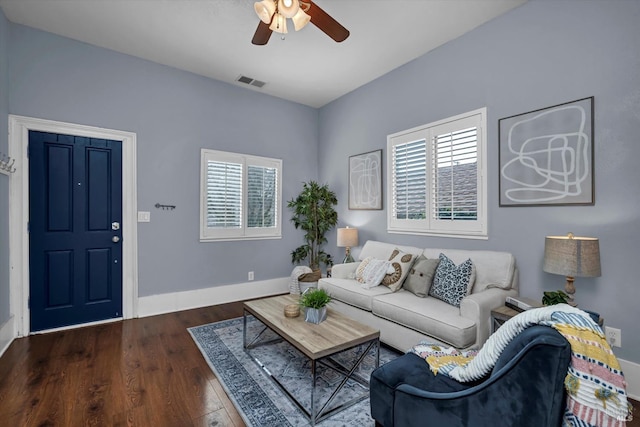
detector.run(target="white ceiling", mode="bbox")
[0,0,527,108]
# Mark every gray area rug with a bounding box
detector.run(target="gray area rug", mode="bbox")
[188,316,400,426]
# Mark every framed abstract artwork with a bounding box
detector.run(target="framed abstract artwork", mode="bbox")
[349,149,382,210]
[499,97,594,207]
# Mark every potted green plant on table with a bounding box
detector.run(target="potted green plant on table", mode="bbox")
[288,181,338,284]
[541,290,570,306]
[299,288,332,324]
[542,290,601,324]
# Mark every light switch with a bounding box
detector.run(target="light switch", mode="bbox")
[138,211,151,222]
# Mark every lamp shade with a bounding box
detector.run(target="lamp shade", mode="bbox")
[277,0,299,18]
[337,227,358,248]
[291,7,311,31]
[543,234,601,278]
[254,0,276,24]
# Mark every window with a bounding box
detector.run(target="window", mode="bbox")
[200,149,282,241]
[387,108,487,238]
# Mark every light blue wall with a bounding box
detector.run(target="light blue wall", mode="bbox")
[319,0,640,362]
[5,0,640,364]
[0,7,10,325]
[8,23,319,297]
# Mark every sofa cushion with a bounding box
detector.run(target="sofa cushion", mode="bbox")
[381,248,417,292]
[429,254,474,307]
[421,248,516,292]
[371,291,476,348]
[356,257,394,288]
[319,278,392,311]
[403,255,440,297]
[359,240,423,262]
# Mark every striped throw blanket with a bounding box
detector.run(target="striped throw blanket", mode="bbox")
[410,304,631,427]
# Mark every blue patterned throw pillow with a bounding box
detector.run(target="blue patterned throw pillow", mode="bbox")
[428,253,474,307]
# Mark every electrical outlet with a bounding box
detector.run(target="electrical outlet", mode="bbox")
[248,271,254,281]
[605,326,622,348]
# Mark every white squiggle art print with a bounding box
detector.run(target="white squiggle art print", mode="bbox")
[499,97,594,206]
[349,150,382,209]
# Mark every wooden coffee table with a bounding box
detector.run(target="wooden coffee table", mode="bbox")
[243,294,380,425]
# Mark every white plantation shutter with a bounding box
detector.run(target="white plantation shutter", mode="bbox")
[200,149,282,241]
[392,139,426,221]
[432,126,478,221]
[247,165,277,229]
[387,108,487,238]
[207,161,242,228]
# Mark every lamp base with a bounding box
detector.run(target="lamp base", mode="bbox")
[565,276,577,307]
[342,246,354,264]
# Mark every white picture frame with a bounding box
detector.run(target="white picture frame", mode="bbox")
[349,149,382,210]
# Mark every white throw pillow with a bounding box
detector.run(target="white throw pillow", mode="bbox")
[381,248,418,292]
[356,256,394,289]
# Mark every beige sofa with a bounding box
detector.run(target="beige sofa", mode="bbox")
[318,240,519,351]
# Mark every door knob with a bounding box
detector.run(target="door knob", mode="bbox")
[112,236,120,243]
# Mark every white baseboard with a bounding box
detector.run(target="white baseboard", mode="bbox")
[620,358,640,401]
[0,315,15,359]
[137,277,290,318]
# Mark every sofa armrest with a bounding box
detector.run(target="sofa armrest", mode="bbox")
[330,262,359,279]
[460,288,518,348]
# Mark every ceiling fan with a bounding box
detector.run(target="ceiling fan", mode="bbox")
[252,0,349,45]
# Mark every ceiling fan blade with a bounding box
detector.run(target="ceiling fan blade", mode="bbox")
[252,21,273,45]
[306,1,349,42]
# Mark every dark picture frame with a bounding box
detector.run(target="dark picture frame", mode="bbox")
[349,149,382,210]
[498,97,594,207]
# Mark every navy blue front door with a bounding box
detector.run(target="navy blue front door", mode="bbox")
[29,131,123,332]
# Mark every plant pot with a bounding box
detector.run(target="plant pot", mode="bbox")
[304,306,327,324]
[298,269,321,282]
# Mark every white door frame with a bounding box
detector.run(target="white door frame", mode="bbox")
[8,115,138,336]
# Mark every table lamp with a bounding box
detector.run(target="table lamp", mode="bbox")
[337,227,358,263]
[543,232,601,307]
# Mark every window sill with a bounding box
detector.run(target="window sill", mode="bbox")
[199,235,282,243]
[387,229,488,240]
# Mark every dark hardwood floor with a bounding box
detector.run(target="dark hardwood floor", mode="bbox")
[0,301,637,426]
[0,302,247,427]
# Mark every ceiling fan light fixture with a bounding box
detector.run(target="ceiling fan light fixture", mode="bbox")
[277,0,299,19]
[251,0,349,45]
[291,7,311,31]
[254,0,276,24]
[269,13,288,34]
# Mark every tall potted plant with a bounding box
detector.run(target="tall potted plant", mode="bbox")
[288,181,338,277]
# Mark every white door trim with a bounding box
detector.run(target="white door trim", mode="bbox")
[8,115,138,336]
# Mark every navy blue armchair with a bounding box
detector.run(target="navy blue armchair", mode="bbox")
[370,325,571,427]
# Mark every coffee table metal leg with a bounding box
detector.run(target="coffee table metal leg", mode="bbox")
[243,312,282,349]
[311,359,317,426]
[242,309,247,349]
[243,315,378,425]
[314,339,377,422]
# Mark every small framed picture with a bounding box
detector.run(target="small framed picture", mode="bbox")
[349,149,382,210]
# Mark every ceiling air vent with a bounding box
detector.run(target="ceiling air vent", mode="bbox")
[236,75,266,89]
